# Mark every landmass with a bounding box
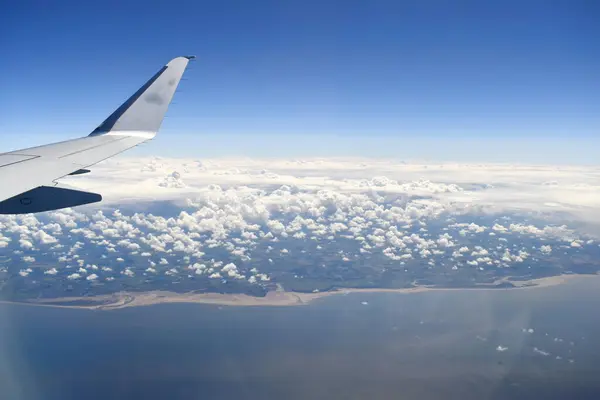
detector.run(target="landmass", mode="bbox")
[2,274,592,311]
[2,209,599,309]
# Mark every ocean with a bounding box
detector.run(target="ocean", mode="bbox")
[1,277,599,400]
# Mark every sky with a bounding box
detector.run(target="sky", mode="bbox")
[0,0,598,163]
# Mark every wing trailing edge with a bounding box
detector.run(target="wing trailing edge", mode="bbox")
[0,186,102,215]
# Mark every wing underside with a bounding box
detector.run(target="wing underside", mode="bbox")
[0,56,193,214]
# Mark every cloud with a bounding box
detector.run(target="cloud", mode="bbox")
[158,171,186,188]
[492,224,508,233]
[122,268,134,277]
[86,274,98,281]
[19,239,34,249]
[19,268,32,277]
[436,233,455,248]
[32,230,58,244]
[496,346,508,352]
[533,347,551,356]
[44,268,58,275]
[256,273,270,281]
[222,263,244,279]
[0,235,10,248]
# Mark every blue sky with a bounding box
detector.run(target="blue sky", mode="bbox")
[1,0,598,163]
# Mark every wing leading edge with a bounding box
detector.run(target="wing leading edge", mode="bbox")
[0,56,193,214]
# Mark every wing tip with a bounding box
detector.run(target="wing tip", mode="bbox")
[168,55,196,65]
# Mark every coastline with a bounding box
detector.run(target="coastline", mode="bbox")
[1,273,594,311]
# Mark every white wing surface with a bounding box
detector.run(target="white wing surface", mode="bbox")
[0,56,194,214]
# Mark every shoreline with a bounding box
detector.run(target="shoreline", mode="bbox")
[1,274,594,311]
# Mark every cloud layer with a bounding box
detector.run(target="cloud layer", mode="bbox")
[0,157,598,296]
[62,157,600,230]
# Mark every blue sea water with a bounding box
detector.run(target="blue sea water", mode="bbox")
[1,278,599,400]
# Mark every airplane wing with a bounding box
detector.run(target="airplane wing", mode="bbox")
[0,56,194,214]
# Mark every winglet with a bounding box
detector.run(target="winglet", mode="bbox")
[90,56,193,136]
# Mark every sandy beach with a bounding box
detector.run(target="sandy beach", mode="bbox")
[2,273,593,311]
